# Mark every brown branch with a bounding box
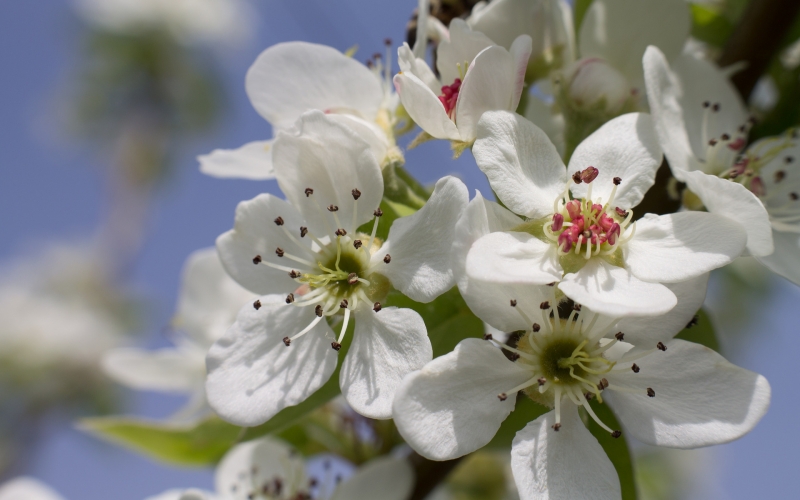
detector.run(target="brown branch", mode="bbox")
[409,453,463,500]
[717,0,800,99]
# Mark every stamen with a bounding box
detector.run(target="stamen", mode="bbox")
[287,315,324,343]
[336,308,352,344]
[373,302,382,312]
[253,300,262,310]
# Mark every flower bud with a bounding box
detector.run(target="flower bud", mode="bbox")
[562,58,632,114]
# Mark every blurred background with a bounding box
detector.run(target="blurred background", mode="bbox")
[0,0,798,498]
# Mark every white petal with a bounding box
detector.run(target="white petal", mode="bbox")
[0,477,65,500]
[510,405,621,500]
[437,19,495,86]
[510,35,534,106]
[680,170,774,256]
[612,274,709,346]
[340,307,432,419]
[205,296,338,427]
[175,248,254,347]
[245,42,383,130]
[580,0,690,86]
[273,111,383,235]
[473,111,567,218]
[624,212,747,283]
[326,113,390,166]
[393,338,533,460]
[559,258,677,317]
[606,339,771,448]
[567,113,662,209]
[215,437,306,496]
[757,230,800,286]
[198,140,275,180]
[331,456,414,500]
[371,176,468,303]
[216,194,308,295]
[145,489,212,500]
[393,72,461,140]
[455,45,525,142]
[398,42,440,93]
[466,231,562,285]
[102,347,204,393]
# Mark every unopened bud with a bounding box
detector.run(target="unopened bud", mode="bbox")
[563,58,632,114]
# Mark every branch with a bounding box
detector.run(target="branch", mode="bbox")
[717,0,800,99]
[409,453,462,500]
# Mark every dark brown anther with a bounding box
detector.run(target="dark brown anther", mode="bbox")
[372,52,382,60]
[253,255,262,265]
[702,101,710,108]
[540,301,550,310]
[253,300,262,310]
[497,393,508,401]
[373,302,382,312]
[347,273,359,285]
[483,333,493,340]
[331,342,342,351]
[283,337,291,346]
[538,377,547,386]
[580,166,599,183]
[547,282,556,287]
[585,392,594,401]
[509,353,520,361]
[709,138,718,146]
[611,430,622,438]
[305,188,314,197]
[647,388,656,397]
[631,363,640,373]
[739,124,747,133]
[790,192,799,201]
[274,216,285,226]
[275,247,285,257]
[315,304,323,317]
[615,207,628,217]
[552,423,562,431]
[573,303,582,312]
[712,103,720,112]
[657,342,667,351]
[327,205,339,212]
[532,323,541,332]
[786,156,795,163]
[335,228,347,236]
[510,299,517,307]
[686,314,699,328]
[615,332,624,341]
[775,170,787,183]
[613,177,622,185]
[383,254,391,264]
[384,37,392,46]
[599,378,609,390]
[289,270,300,278]
[285,293,295,304]
[340,299,349,309]
[373,208,383,217]
[572,171,583,184]
[721,133,731,141]
[351,188,362,200]
[353,240,363,249]
[300,226,308,238]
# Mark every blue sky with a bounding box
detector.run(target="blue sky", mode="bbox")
[1,1,798,498]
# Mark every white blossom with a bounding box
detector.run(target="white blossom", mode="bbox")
[0,477,65,500]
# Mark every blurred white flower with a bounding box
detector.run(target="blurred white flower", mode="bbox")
[73,0,256,46]
[102,247,253,421]
[0,477,65,500]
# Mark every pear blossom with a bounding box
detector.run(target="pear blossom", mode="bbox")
[207,111,468,423]
[0,477,65,500]
[392,283,770,499]
[394,19,532,145]
[102,248,253,420]
[466,110,748,316]
[146,437,414,500]
[643,46,796,278]
[199,40,401,181]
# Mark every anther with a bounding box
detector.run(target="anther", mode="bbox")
[721,133,730,141]
[647,388,656,397]
[331,342,342,351]
[283,337,291,346]
[686,314,699,328]
[615,332,624,341]
[274,216,285,226]
[253,300,262,310]
[631,363,640,373]
[615,207,628,217]
[786,156,795,164]
[289,270,300,278]
[300,226,308,237]
[552,213,564,232]
[775,170,786,183]
[351,188,361,200]
[353,240,363,249]
[285,293,295,304]
[384,37,392,46]
[611,430,622,438]
[572,171,583,184]
[540,301,550,309]
[340,299,348,309]
[580,166,599,183]
[335,228,347,236]
[374,208,383,217]
[532,323,541,332]
[702,101,710,108]
[790,192,799,201]
[327,205,339,212]
[497,393,508,401]
[547,282,556,286]
[585,392,594,401]
[275,247,284,257]
[712,103,720,112]
[573,303,582,312]
[347,273,359,285]
[538,377,547,386]
[552,423,562,431]
[657,342,667,351]
[599,378,609,390]
[373,302,382,312]
[483,333,493,340]
[708,139,718,146]
[510,299,517,307]
[613,177,622,185]
[253,255,262,265]
[582,229,593,239]
[305,188,314,197]
[315,304,323,317]
[384,254,391,263]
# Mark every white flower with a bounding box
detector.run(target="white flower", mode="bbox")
[392,284,770,499]
[73,0,256,46]
[102,248,253,421]
[146,437,414,500]
[643,46,793,274]
[394,19,532,144]
[466,110,747,315]
[207,111,468,423]
[0,477,65,500]
[199,41,400,181]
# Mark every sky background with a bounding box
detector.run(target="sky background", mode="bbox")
[1,1,798,498]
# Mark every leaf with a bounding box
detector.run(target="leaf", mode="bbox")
[485,396,548,450]
[674,308,719,352]
[586,401,638,500]
[689,4,734,48]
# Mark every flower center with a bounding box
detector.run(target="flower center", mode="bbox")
[438,78,461,117]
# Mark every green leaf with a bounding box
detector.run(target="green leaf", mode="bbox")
[485,396,548,450]
[586,401,638,500]
[674,308,719,352]
[690,4,734,48]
